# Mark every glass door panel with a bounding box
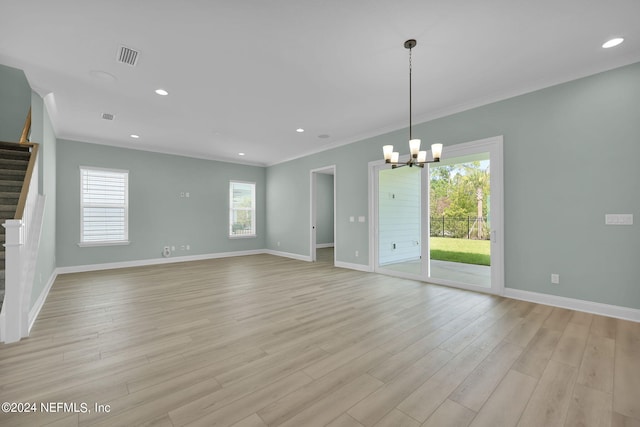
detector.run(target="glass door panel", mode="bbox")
[377,165,425,277]
[428,152,491,288]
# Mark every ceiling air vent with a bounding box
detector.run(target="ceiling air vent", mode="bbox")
[117,45,139,66]
[101,113,115,121]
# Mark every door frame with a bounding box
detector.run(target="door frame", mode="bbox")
[310,165,337,263]
[368,135,504,295]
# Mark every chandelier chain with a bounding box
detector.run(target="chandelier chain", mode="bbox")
[409,44,413,140]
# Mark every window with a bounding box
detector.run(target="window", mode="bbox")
[229,181,256,237]
[80,167,129,245]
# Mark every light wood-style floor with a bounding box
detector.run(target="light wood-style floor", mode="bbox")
[1,249,639,427]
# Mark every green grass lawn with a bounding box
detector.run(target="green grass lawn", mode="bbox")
[429,237,491,266]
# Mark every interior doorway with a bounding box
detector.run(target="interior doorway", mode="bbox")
[310,166,336,264]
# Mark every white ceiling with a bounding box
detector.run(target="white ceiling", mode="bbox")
[1,0,639,166]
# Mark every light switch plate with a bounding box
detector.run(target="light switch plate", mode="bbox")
[605,214,633,225]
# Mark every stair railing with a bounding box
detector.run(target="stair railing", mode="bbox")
[1,108,44,343]
[20,107,31,144]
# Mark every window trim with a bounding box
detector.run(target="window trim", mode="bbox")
[229,180,256,239]
[79,166,130,246]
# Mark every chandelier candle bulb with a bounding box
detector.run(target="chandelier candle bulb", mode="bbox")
[391,152,399,163]
[417,151,427,163]
[383,145,394,161]
[409,139,421,156]
[431,143,443,161]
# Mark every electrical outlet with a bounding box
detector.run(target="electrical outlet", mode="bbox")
[171,246,175,251]
[551,274,560,284]
[186,244,190,250]
[355,250,359,257]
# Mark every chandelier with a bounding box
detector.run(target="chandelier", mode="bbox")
[383,39,443,168]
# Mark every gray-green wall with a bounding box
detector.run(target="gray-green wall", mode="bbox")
[0,64,31,142]
[56,140,266,267]
[266,62,640,310]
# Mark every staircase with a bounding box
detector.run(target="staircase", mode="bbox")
[0,141,31,312]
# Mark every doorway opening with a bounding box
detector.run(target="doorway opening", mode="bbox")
[310,166,336,265]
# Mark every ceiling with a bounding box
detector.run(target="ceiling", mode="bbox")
[1,0,639,166]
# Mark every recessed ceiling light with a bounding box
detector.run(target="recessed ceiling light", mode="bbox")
[238,152,245,156]
[130,134,140,139]
[155,88,169,96]
[90,70,117,83]
[296,128,305,133]
[602,37,624,48]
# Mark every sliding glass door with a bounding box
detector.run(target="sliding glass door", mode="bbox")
[372,136,503,294]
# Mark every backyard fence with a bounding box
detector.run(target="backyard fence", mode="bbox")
[430,216,490,240]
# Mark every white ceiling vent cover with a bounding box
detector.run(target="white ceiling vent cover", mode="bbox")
[117,45,139,66]
[101,113,115,120]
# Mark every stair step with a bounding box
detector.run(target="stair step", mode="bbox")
[0,205,16,222]
[0,191,20,204]
[0,141,31,151]
[0,158,29,170]
[0,148,30,160]
[0,169,26,180]
[0,180,24,192]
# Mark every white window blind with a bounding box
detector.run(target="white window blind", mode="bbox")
[80,167,129,244]
[229,181,256,237]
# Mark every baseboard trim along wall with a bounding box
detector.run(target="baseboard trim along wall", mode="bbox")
[504,288,640,323]
[264,249,313,262]
[334,261,372,272]
[56,249,267,274]
[316,243,335,248]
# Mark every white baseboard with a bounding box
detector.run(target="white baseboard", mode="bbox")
[504,288,640,323]
[334,261,373,272]
[56,249,267,274]
[29,269,59,334]
[264,249,312,262]
[316,243,335,249]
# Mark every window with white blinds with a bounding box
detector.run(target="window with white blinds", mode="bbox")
[80,167,129,245]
